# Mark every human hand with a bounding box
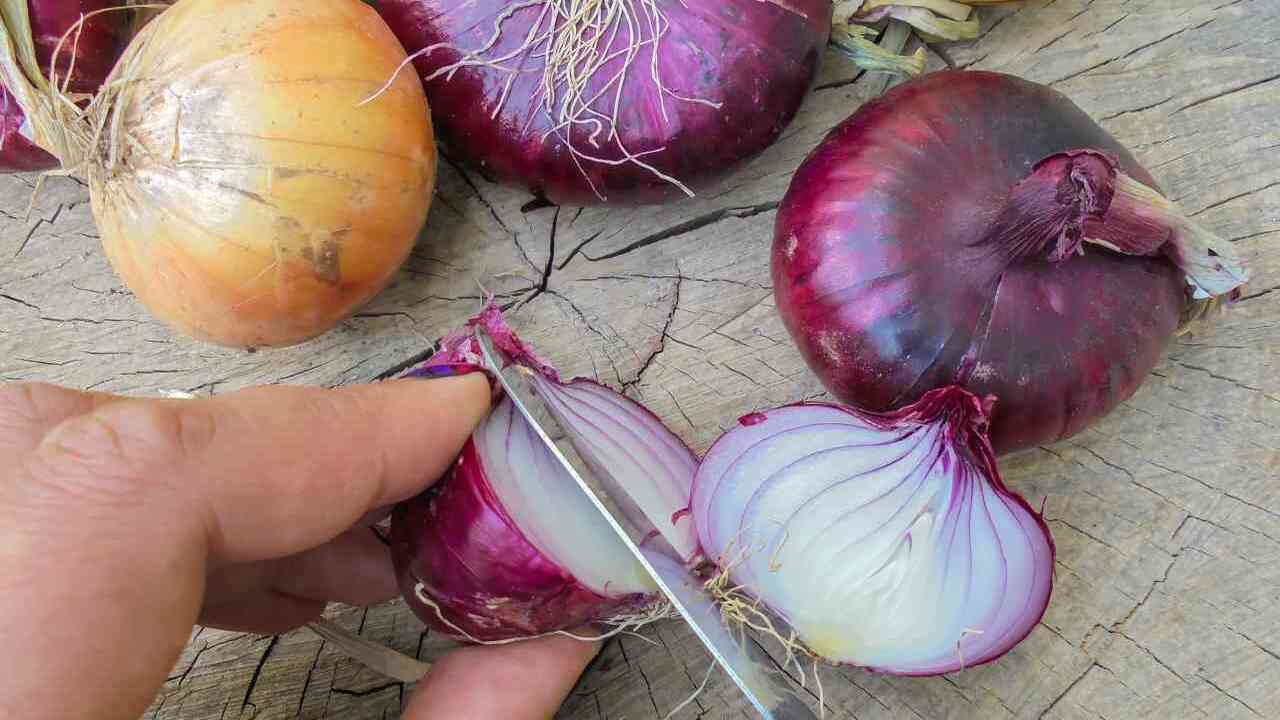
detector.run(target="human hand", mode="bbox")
[0,375,600,719]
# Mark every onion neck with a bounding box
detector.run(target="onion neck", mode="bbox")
[988,149,1250,303]
[829,17,926,76]
[828,1,1029,75]
[830,0,989,71]
[873,385,999,481]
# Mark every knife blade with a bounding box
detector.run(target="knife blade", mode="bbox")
[474,329,817,720]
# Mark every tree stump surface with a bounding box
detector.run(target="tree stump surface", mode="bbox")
[2,1,1277,718]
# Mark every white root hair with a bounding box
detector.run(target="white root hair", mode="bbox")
[364,0,721,201]
[412,581,678,646]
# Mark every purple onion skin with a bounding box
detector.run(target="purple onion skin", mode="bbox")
[28,0,129,95]
[773,71,1184,454]
[0,86,58,171]
[391,440,645,642]
[376,0,831,205]
[1,1,130,172]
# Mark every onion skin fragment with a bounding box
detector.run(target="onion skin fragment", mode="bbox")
[773,70,1190,453]
[391,439,647,642]
[375,0,832,205]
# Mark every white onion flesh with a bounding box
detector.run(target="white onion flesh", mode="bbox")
[691,395,1054,675]
[477,397,656,597]
[530,374,702,563]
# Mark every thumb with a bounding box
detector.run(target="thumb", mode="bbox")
[405,633,603,720]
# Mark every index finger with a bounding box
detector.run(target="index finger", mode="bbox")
[36,372,490,566]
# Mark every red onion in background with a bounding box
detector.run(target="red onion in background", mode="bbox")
[375,0,831,205]
[772,70,1248,454]
[691,387,1054,675]
[1,86,55,171]
[1,0,130,172]
[29,0,128,94]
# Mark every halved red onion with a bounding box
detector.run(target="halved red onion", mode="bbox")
[392,395,657,641]
[691,387,1054,675]
[392,302,697,639]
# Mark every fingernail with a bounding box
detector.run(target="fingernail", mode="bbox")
[404,362,486,380]
[404,362,499,404]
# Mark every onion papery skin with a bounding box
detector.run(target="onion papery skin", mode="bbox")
[773,70,1185,453]
[91,0,436,348]
[376,0,831,205]
[691,387,1054,675]
[1,0,129,172]
[393,395,657,641]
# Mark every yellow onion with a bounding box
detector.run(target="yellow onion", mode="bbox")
[2,0,437,347]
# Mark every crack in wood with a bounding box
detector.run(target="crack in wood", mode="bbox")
[577,203,780,264]
[623,274,682,394]
[239,635,279,713]
[330,680,403,698]
[0,293,40,311]
[1174,72,1280,114]
[1048,18,1215,87]
[1038,662,1096,719]
[1196,674,1263,717]
[293,639,326,716]
[440,152,514,239]
[1048,517,1131,557]
[1189,180,1280,217]
[12,200,84,257]
[1098,96,1174,122]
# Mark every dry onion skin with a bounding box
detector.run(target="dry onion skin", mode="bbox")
[830,1,1025,75]
[0,0,129,172]
[1,0,437,348]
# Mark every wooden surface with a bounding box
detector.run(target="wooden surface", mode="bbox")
[2,0,1278,717]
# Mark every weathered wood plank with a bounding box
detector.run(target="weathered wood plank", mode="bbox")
[1,1,1276,718]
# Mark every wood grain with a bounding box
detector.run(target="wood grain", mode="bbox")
[1,1,1276,718]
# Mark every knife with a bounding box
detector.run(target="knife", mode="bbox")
[475,329,817,720]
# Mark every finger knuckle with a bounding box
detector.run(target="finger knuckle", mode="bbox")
[36,401,217,500]
[0,382,75,434]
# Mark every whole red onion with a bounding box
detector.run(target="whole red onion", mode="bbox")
[1,0,130,172]
[376,0,831,205]
[773,70,1246,453]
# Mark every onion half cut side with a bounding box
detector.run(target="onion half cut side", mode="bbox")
[692,387,1054,675]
